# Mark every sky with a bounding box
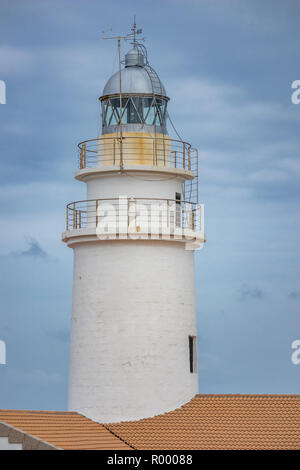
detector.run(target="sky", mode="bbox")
[0,0,300,411]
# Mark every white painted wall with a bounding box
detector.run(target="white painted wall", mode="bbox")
[0,437,22,450]
[86,173,183,201]
[68,240,198,423]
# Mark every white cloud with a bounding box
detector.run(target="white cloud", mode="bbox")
[168,77,299,137]
[0,46,36,76]
[164,77,300,193]
[0,42,114,90]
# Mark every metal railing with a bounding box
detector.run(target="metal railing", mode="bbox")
[66,197,204,236]
[78,136,198,172]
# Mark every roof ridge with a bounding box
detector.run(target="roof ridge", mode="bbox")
[102,422,136,450]
[74,412,135,450]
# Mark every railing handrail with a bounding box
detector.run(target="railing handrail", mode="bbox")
[66,197,200,211]
[77,135,192,150]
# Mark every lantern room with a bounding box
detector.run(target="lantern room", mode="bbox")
[100,46,169,135]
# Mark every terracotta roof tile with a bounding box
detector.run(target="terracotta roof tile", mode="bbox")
[106,394,300,450]
[0,410,131,450]
[1,395,299,450]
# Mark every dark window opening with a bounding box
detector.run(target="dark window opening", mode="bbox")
[189,335,197,373]
[175,192,181,228]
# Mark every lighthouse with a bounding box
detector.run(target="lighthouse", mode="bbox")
[62,23,205,423]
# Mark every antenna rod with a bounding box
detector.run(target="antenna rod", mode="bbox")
[117,36,124,171]
[102,30,126,171]
[132,15,136,46]
[102,19,144,171]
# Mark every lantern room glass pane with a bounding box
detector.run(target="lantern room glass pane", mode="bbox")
[127,97,143,123]
[142,97,153,123]
[102,96,168,127]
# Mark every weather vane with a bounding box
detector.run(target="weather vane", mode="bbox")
[102,16,144,45]
[129,15,144,47]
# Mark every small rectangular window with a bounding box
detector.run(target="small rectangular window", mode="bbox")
[175,192,181,228]
[189,335,197,373]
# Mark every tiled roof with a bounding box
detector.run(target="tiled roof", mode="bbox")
[106,394,300,450]
[1,395,299,450]
[0,410,131,450]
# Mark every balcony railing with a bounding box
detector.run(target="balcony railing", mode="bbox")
[78,136,198,172]
[65,197,204,239]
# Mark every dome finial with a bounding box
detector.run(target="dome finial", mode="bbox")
[132,15,137,47]
[124,17,147,67]
[130,15,143,48]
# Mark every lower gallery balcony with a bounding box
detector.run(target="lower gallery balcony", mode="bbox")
[62,197,205,249]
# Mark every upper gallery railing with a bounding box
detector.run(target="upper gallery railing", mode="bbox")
[78,136,198,172]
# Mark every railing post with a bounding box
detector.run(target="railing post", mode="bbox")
[192,207,195,231]
[128,198,130,229]
[73,202,76,229]
[113,138,116,165]
[78,210,81,229]
[183,144,186,169]
[83,142,86,168]
[200,204,203,233]
[174,151,177,168]
[154,137,158,165]
[66,206,69,231]
[80,142,86,169]
[96,200,98,227]
[152,139,155,165]
[188,147,191,171]
[167,200,169,227]
[119,137,124,170]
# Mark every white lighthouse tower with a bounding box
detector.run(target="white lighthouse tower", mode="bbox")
[62,23,205,423]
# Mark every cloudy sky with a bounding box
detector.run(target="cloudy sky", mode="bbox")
[0,0,300,411]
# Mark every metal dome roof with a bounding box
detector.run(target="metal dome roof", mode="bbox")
[102,57,167,97]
